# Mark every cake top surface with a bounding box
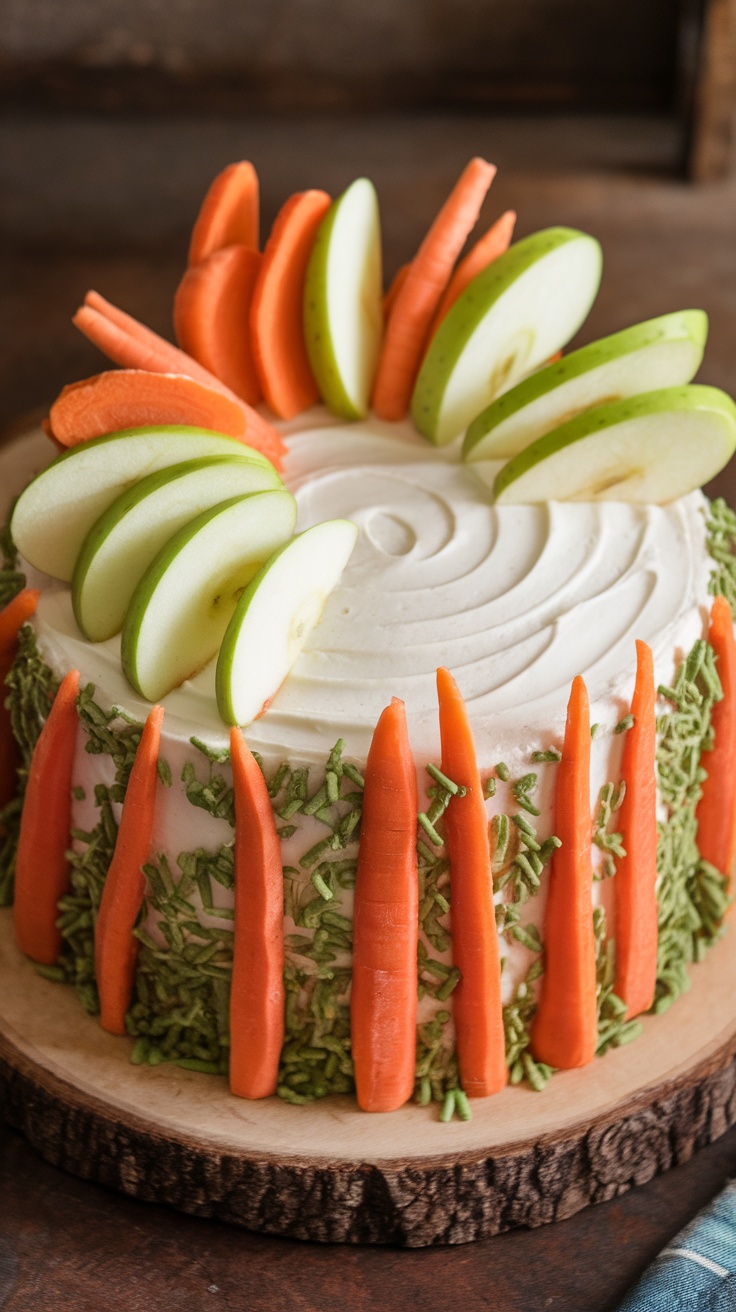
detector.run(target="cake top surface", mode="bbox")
[19,412,712,766]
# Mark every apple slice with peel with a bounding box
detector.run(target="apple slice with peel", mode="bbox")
[463,309,708,462]
[494,385,736,504]
[411,227,602,446]
[216,519,358,726]
[303,178,383,419]
[73,455,283,642]
[121,490,297,701]
[12,425,276,583]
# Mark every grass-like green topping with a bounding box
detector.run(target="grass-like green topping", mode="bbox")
[592,780,626,880]
[503,959,552,1091]
[492,808,560,910]
[594,906,642,1053]
[0,513,25,612]
[0,625,58,906]
[706,497,736,611]
[654,637,726,1013]
[532,748,561,763]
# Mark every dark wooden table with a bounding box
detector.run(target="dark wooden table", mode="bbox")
[2,109,736,1309]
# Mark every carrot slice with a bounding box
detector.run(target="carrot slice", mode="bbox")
[174,245,263,405]
[614,641,658,1019]
[48,369,247,446]
[229,726,285,1098]
[250,190,332,419]
[436,667,506,1097]
[189,162,259,267]
[74,294,286,466]
[95,704,164,1035]
[14,668,80,964]
[382,262,410,320]
[531,675,597,1069]
[372,158,496,421]
[351,696,418,1112]
[429,209,516,335]
[696,596,736,880]
[0,589,40,810]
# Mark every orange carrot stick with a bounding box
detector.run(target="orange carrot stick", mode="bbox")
[614,640,658,1019]
[531,675,597,1069]
[95,704,164,1035]
[429,209,516,334]
[48,369,248,446]
[75,294,286,466]
[372,158,496,421]
[0,589,40,810]
[436,667,506,1097]
[351,696,418,1112]
[14,669,80,964]
[174,245,263,405]
[250,190,332,419]
[189,161,259,266]
[696,596,736,880]
[229,726,285,1098]
[382,262,410,319]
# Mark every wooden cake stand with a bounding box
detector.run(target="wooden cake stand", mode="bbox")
[1,909,735,1246]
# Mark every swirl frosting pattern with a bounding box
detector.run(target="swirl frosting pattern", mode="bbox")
[24,415,713,767]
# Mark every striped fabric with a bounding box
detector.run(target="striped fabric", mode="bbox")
[616,1180,736,1310]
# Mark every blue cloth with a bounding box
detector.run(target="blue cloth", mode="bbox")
[616,1180,736,1310]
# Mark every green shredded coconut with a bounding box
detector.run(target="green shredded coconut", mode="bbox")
[706,497,736,611]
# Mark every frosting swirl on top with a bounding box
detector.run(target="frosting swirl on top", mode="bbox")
[20,414,712,765]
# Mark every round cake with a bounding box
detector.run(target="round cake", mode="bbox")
[2,157,736,1127]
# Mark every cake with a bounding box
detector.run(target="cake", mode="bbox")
[2,157,736,1121]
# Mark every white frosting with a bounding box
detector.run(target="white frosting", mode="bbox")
[14,413,712,770]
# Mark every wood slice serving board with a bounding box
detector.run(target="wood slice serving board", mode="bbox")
[1,911,736,1246]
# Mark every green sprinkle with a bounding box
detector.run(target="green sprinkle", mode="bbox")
[426,762,462,795]
[532,749,561,763]
[439,1090,457,1123]
[71,785,86,801]
[495,762,510,782]
[312,872,334,901]
[590,723,602,739]
[454,1090,472,1121]
[483,776,497,798]
[418,812,444,846]
[614,714,635,735]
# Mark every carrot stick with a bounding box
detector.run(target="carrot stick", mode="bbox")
[189,161,259,267]
[250,190,332,419]
[95,704,164,1035]
[229,726,284,1098]
[0,589,40,810]
[14,669,80,964]
[382,262,410,320]
[531,675,597,1069]
[48,369,248,446]
[428,209,516,335]
[613,641,658,1019]
[174,245,263,405]
[75,294,286,466]
[696,596,736,880]
[371,158,496,421]
[436,667,506,1097]
[351,697,418,1112]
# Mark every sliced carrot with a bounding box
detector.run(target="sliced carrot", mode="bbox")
[614,641,658,1019]
[696,596,736,881]
[48,370,247,446]
[250,190,332,419]
[436,667,506,1097]
[372,158,496,421]
[14,669,80,964]
[382,262,410,320]
[174,245,263,405]
[75,294,286,466]
[95,704,164,1035]
[428,209,516,336]
[229,726,284,1098]
[351,697,418,1112]
[0,589,40,810]
[189,162,259,267]
[531,675,597,1069]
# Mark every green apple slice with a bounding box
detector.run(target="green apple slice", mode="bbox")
[494,385,736,504]
[216,519,358,726]
[121,490,297,701]
[12,425,277,583]
[463,309,709,462]
[303,178,383,420]
[72,455,283,642]
[411,227,603,446]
